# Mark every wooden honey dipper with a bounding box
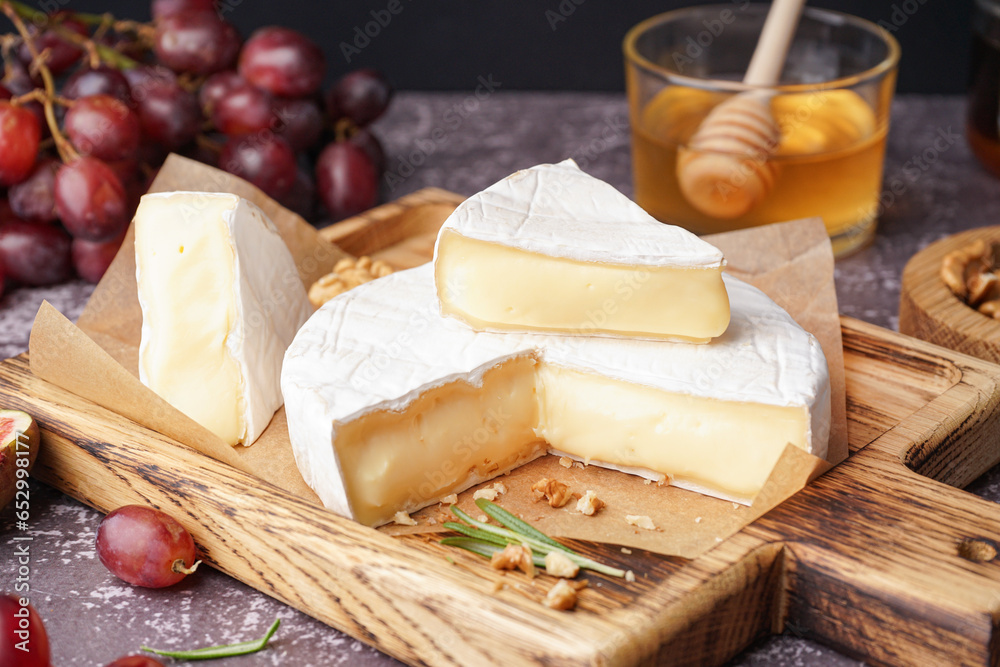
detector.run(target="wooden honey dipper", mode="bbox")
[677,0,806,219]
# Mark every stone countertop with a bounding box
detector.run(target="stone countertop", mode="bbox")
[1,91,996,667]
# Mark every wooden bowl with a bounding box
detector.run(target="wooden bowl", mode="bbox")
[899,226,1000,363]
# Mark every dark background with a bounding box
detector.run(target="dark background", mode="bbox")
[25,1,975,94]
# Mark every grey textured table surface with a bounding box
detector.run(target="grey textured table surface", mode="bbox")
[1,91,997,667]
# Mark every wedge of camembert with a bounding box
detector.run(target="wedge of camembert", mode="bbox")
[136,192,312,447]
[433,159,730,342]
[282,265,830,526]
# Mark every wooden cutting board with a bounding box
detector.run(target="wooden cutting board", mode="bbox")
[6,189,1000,667]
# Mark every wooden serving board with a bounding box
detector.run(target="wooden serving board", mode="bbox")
[6,190,1000,666]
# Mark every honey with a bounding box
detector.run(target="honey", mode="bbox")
[631,87,888,254]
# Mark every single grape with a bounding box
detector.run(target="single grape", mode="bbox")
[65,94,141,162]
[199,70,243,115]
[0,102,40,185]
[238,26,325,97]
[132,77,200,150]
[155,11,241,76]
[211,80,274,136]
[220,134,297,199]
[17,16,88,76]
[0,594,51,667]
[73,230,125,283]
[0,220,72,286]
[96,505,200,588]
[9,158,58,223]
[54,157,129,242]
[151,0,215,19]
[106,656,166,667]
[279,167,316,220]
[349,127,387,176]
[62,65,132,102]
[315,141,378,220]
[2,64,45,137]
[328,69,393,127]
[273,97,323,151]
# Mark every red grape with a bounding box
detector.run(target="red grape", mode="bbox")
[349,127,387,176]
[211,80,274,136]
[152,0,215,19]
[65,95,141,162]
[273,97,323,151]
[96,505,200,588]
[54,157,129,241]
[0,220,72,286]
[62,65,132,102]
[106,657,165,667]
[73,230,125,283]
[220,134,297,198]
[199,70,243,115]
[315,142,378,220]
[0,102,40,185]
[238,26,325,97]
[329,69,393,127]
[131,77,200,150]
[17,17,88,76]
[212,81,275,137]
[9,158,58,223]
[0,594,51,667]
[279,167,316,220]
[155,11,241,76]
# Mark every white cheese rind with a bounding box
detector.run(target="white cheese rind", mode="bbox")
[433,159,725,268]
[281,265,831,521]
[137,191,312,446]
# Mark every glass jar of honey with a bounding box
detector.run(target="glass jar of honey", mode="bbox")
[969,0,1000,177]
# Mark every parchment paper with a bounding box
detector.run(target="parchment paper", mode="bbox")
[28,156,846,559]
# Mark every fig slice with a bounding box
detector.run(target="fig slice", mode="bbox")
[0,409,40,509]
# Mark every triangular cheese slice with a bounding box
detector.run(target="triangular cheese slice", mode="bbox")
[282,265,830,526]
[433,159,729,342]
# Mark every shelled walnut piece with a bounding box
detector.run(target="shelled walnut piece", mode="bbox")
[941,240,1000,318]
[308,256,394,308]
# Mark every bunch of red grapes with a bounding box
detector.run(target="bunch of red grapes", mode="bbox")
[0,0,391,296]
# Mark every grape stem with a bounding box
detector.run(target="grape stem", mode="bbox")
[0,1,78,163]
[4,0,142,70]
[171,558,202,576]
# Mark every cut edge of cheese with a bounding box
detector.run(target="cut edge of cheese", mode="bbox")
[432,159,730,340]
[282,265,831,526]
[435,229,730,342]
[136,191,312,447]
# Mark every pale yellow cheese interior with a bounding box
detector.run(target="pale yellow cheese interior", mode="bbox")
[435,230,730,342]
[136,196,244,446]
[335,357,809,525]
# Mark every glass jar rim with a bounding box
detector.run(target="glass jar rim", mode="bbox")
[623,4,901,94]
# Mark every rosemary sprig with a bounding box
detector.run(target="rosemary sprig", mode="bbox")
[443,500,626,578]
[141,618,280,660]
[441,537,547,567]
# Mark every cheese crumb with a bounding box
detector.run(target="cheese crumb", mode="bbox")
[732,502,741,510]
[642,479,652,485]
[492,481,507,495]
[544,579,578,611]
[575,490,605,516]
[392,511,417,526]
[625,570,636,583]
[694,516,703,524]
[621,547,632,555]
[441,493,458,505]
[544,551,579,578]
[625,515,657,531]
[558,456,573,468]
[473,487,498,501]
[477,514,488,523]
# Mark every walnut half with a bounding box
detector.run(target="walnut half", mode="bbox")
[308,256,394,308]
[940,240,1000,318]
[531,478,572,508]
